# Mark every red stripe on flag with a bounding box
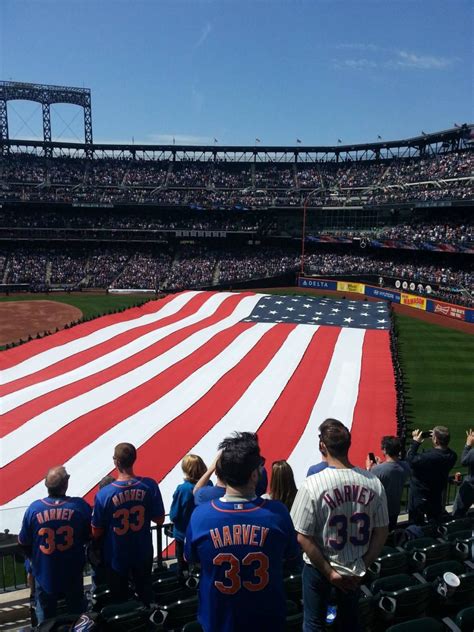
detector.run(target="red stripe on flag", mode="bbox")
[0,292,182,368]
[0,292,219,397]
[83,324,296,504]
[1,293,252,434]
[257,326,341,469]
[349,330,396,467]
[0,321,256,504]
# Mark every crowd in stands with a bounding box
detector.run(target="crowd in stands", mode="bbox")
[16,420,474,630]
[1,244,472,306]
[1,149,472,207]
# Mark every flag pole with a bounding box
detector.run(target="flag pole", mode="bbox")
[300,188,321,275]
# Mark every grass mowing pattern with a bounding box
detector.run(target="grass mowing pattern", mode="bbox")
[394,313,474,469]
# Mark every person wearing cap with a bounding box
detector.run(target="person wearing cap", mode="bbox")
[18,466,92,624]
[291,419,389,632]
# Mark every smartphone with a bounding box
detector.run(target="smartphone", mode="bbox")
[421,431,432,439]
[368,452,376,463]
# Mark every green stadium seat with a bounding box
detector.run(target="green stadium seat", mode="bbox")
[158,595,199,630]
[101,600,153,632]
[438,517,473,537]
[454,606,474,632]
[285,612,304,631]
[370,574,432,625]
[366,547,408,582]
[385,617,445,632]
[403,538,451,571]
[422,559,465,582]
[90,585,116,611]
[181,623,203,632]
[283,574,302,605]
[444,530,474,561]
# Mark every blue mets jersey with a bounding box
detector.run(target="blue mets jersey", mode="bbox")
[185,496,299,632]
[18,496,91,594]
[92,477,164,574]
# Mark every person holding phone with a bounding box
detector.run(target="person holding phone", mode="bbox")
[366,436,410,531]
[406,427,457,525]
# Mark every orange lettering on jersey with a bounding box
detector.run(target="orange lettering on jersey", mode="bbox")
[37,513,44,525]
[112,495,121,507]
[259,527,269,547]
[43,510,50,522]
[232,525,242,545]
[242,524,251,545]
[210,528,224,549]
[249,525,259,546]
[222,526,233,546]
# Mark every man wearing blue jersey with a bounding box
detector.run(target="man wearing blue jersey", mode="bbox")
[185,432,299,632]
[91,443,165,605]
[18,466,92,624]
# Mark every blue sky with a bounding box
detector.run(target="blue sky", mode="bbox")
[1,0,472,146]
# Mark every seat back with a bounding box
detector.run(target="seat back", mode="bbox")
[422,559,464,583]
[455,606,474,632]
[438,517,473,536]
[157,595,199,629]
[101,601,151,632]
[367,550,408,582]
[385,617,445,632]
[373,580,432,625]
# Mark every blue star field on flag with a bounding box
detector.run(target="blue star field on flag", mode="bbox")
[242,295,391,329]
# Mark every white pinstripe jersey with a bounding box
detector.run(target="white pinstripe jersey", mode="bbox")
[291,467,388,573]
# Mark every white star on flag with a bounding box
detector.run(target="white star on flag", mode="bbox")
[344,317,354,323]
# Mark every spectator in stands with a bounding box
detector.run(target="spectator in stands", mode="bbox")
[307,453,329,476]
[366,436,410,531]
[170,454,207,581]
[406,427,457,525]
[452,428,474,518]
[185,432,299,632]
[193,451,225,506]
[18,466,92,624]
[88,475,116,590]
[262,460,298,511]
[91,443,165,606]
[291,419,389,632]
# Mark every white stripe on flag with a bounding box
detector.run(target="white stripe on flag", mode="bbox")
[157,324,318,506]
[1,294,263,466]
[1,291,201,384]
[287,327,366,485]
[2,291,235,413]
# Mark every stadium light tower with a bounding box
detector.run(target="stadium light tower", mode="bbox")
[300,188,322,275]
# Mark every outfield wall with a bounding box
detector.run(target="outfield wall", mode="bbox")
[298,277,474,324]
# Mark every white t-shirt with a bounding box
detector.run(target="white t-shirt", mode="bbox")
[291,466,388,575]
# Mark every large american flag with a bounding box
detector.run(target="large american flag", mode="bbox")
[0,291,396,533]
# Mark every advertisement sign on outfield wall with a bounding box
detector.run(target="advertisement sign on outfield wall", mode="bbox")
[427,300,466,320]
[400,293,427,310]
[299,278,338,290]
[336,281,366,294]
[366,287,401,302]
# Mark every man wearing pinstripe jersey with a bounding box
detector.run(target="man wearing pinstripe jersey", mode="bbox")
[291,419,389,632]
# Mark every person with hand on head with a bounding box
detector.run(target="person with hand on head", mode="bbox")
[366,436,410,531]
[170,454,207,580]
[406,426,457,525]
[193,451,225,506]
[291,419,389,632]
[18,466,92,624]
[91,443,165,606]
[452,428,474,518]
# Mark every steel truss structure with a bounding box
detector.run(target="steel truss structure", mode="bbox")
[0,81,93,157]
[1,125,471,163]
